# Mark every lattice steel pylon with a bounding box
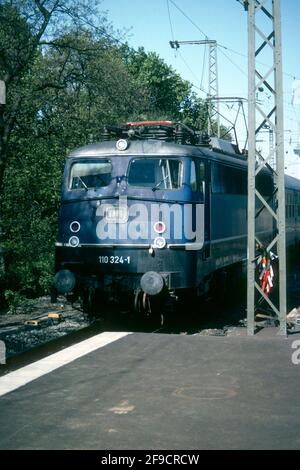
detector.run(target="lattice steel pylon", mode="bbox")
[244,0,287,335]
[169,39,220,136]
[207,40,220,137]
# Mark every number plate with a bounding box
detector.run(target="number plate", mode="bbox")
[99,255,131,265]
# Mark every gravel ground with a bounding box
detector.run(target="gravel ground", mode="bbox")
[0,296,90,358]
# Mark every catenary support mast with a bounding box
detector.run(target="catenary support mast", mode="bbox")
[244,0,286,335]
[169,39,220,136]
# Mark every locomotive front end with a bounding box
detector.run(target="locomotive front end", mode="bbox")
[53,128,205,318]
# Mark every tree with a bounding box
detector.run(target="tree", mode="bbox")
[125,47,196,120]
[124,46,231,138]
[0,0,115,190]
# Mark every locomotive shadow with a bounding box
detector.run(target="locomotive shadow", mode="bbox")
[96,275,248,336]
[97,258,300,335]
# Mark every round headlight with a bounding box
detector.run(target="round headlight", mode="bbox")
[153,236,166,249]
[116,139,128,151]
[70,221,80,233]
[153,221,166,234]
[69,236,80,247]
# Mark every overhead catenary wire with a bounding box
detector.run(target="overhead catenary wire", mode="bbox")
[168,0,208,40]
[218,43,300,82]
[177,49,243,122]
[73,0,300,145]
[67,1,249,132]
[177,51,207,96]
[81,0,300,104]
[166,0,300,155]
[166,0,175,43]
[217,45,248,78]
[168,0,300,82]
[177,48,248,124]
[166,0,252,135]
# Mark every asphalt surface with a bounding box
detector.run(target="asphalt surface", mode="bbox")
[0,330,299,450]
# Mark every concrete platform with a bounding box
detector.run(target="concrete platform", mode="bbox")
[0,331,299,450]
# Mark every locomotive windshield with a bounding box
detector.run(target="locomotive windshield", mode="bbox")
[128,158,183,190]
[69,160,112,190]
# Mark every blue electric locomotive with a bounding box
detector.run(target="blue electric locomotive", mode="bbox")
[53,121,300,319]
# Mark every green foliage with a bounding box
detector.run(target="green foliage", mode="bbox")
[1,138,61,296]
[4,290,36,314]
[0,4,32,74]
[125,47,202,121]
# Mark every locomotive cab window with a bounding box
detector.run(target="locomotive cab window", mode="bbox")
[190,160,205,200]
[128,158,183,190]
[190,161,197,192]
[69,160,112,190]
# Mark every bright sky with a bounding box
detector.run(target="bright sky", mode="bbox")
[100,0,300,176]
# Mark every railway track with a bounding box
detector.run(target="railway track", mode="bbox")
[0,318,105,377]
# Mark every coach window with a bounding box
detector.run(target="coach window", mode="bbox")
[256,173,273,197]
[212,163,247,195]
[190,160,205,200]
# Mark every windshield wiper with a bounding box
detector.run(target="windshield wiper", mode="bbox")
[78,176,88,191]
[152,175,170,192]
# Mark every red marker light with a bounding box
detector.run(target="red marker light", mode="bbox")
[154,221,166,234]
